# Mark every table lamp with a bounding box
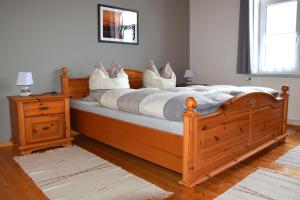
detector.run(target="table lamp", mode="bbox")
[184,69,194,85]
[16,72,34,96]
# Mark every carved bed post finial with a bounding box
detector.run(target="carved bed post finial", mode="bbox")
[281,85,289,97]
[61,67,69,78]
[60,67,69,95]
[179,97,199,187]
[280,85,289,141]
[185,97,198,114]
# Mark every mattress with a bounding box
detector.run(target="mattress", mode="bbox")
[70,99,183,135]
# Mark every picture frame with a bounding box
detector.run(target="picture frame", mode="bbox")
[98,4,139,45]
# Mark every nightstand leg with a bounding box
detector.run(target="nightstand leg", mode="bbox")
[62,143,71,148]
[20,149,33,155]
[61,139,73,147]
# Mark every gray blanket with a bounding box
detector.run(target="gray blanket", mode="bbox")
[88,85,279,121]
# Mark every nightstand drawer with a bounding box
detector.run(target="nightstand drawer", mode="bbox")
[25,114,65,144]
[24,100,65,117]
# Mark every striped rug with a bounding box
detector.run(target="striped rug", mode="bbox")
[215,168,300,200]
[14,145,172,200]
[275,145,300,170]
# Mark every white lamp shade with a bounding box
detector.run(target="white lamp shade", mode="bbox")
[16,72,34,86]
[184,69,194,78]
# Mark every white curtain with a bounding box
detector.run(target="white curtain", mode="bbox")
[249,0,261,74]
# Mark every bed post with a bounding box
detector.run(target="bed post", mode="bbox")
[280,85,289,140]
[60,67,69,95]
[179,97,199,188]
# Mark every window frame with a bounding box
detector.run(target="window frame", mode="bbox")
[252,0,300,76]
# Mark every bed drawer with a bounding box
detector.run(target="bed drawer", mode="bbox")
[24,100,65,117]
[25,114,65,144]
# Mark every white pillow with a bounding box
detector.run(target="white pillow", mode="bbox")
[160,62,173,79]
[147,60,160,75]
[108,63,122,78]
[89,62,130,90]
[143,61,176,89]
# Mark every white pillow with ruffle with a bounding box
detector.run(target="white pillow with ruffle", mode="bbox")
[143,61,176,89]
[89,62,130,90]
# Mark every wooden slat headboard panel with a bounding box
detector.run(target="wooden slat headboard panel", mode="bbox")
[60,67,143,98]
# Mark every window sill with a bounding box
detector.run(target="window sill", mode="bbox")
[250,73,300,78]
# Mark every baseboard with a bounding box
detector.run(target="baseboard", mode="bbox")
[288,119,300,126]
[287,124,300,131]
[287,119,300,131]
[0,141,13,148]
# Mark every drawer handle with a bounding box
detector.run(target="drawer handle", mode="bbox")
[39,106,49,110]
[42,127,50,131]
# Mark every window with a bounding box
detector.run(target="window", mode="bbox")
[250,0,300,74]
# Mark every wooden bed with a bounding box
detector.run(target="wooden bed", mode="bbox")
[60,67,289,187]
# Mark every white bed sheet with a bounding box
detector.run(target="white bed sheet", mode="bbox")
[70,99,183,135]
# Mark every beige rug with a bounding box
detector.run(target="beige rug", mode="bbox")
[215,168,300,200]
[14,145,172,200]
[275,145,300,170]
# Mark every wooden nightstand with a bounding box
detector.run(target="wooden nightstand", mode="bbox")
[8,94,73,155]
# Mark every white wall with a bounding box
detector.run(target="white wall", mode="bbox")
[190,0,249,85]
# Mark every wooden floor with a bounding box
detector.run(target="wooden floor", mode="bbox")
[1,128,300,200]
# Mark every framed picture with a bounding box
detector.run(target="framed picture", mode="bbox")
[98,4,139,45]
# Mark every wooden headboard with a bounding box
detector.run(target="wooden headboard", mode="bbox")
[60,67,143,98]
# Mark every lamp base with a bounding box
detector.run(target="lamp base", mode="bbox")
[20,86,31,96]
[185,78,192,85]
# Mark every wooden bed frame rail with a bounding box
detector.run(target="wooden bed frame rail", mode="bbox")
[60,67,289,188]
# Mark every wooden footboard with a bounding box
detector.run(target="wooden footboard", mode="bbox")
[179,86,289,187]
